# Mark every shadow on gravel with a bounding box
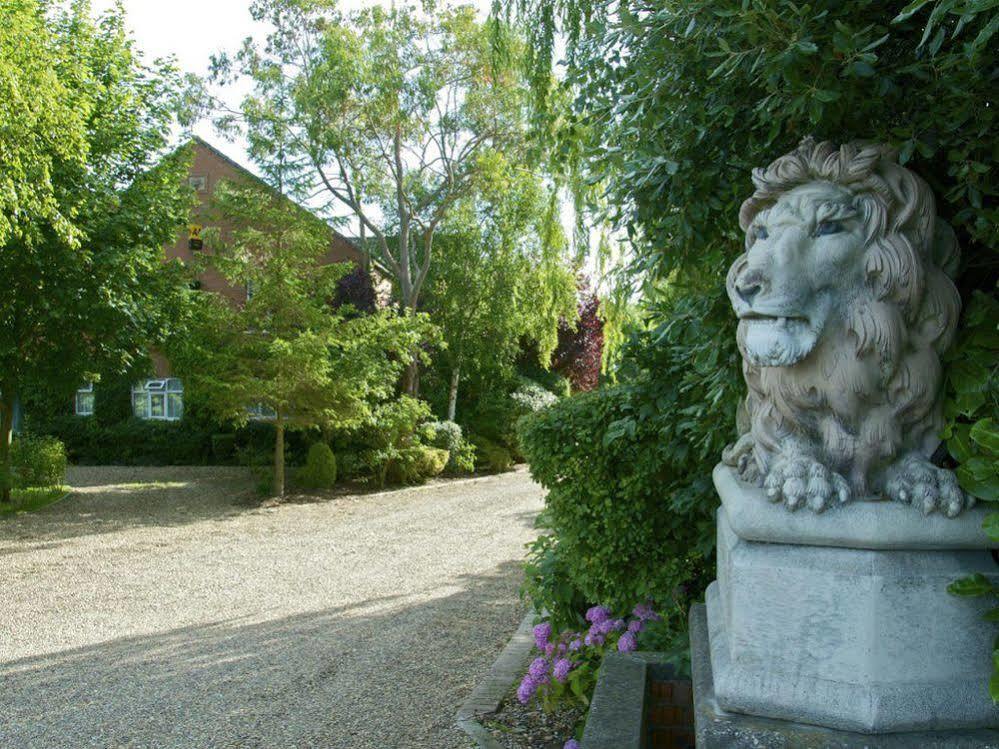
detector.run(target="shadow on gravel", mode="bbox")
[0,467,260,546]
[0,560,528,749]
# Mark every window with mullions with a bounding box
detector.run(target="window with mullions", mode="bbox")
[132,379,184,421]
[75,383,95,416]
[246,402,277,421]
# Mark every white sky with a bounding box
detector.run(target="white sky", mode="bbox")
[89,0,495,235]
[92,0,492,163]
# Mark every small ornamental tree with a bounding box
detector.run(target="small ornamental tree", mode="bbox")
[552,286,604,392]
[168,180,436,496]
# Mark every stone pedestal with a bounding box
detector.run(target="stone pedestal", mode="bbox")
[703,464,999,734]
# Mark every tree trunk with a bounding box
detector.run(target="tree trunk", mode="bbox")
[0,389,14,504]
[447,365,460,422]
[402,358,420,397]
[273,419,285,497]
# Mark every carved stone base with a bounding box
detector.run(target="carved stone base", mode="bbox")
[691,604,999,748]
[706,503,999,733]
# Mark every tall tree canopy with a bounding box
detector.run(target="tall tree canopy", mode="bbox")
[426,151,577,420]
[211,0,537,390]
[0,0,192,499]
[168,180,436,496]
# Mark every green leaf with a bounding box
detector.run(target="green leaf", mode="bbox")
[983,513,999,543]
[957,462,999,503]
[984,607,999,623]
[971,419,999,455]
[947,424,974,463]
[948,573,996,598]
[893,0,936,23]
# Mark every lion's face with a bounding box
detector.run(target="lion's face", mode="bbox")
[727,182,868,367]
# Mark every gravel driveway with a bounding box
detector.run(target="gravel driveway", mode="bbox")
[0,466,544,749]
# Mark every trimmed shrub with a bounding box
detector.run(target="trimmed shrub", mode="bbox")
[298,442,338,490]
[472,435,515,472]
[10,436,67,488]
[385,445,449,485]
[517,377,722,632]
[424,420,476,474]
[361,396,435,487]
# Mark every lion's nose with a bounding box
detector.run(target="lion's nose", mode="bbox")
[736,280,762,306]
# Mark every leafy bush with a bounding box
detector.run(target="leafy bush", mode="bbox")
[518,292,740,631]
[942,291,999,503]
[361,396,438,487]
[472,435,515,472]
[297,442,338,490]
[30,416,214,466]
[335,450,363,481]
[9,436,67,488]
[385,445,450,485]
[510,379,559,413]
[423,420,476,474]
[211,433,237,463]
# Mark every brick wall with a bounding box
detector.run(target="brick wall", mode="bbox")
[646,677,695,749]
[167,137,364,306]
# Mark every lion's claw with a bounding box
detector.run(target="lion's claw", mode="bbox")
[763,455,851,513]
[885,458,974,518]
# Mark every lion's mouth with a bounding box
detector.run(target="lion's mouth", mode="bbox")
[739,312,810,327]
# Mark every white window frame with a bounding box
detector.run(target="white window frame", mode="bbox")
[188,175,207,192]
[246,402,276,421]
[75,382,95,416]
[132,378,184,421]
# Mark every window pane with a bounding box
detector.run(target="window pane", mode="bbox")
[76,392,94,416]
[168,393,184,420]
[150,393,166,418]
[133,393,149,419]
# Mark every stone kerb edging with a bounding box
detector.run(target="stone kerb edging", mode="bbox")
[456,612,537,749]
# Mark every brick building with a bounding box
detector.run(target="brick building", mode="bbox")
[73,137,368,422]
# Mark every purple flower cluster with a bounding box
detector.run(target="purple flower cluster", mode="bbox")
[518,624,579,704]
[518,600,663,745]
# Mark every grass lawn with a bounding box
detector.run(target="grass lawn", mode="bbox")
[0,486,70,517]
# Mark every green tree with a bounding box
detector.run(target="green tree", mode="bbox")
[0,0,192,501]
[168,180,435,496]
[427,152,577,421]
[211,0,535,392]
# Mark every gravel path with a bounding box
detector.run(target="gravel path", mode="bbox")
[0,466,544,749]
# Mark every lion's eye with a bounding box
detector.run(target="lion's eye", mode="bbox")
[814,220,843,237]
[753,226,768,241]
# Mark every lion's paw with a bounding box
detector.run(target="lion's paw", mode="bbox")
[885,458,974,518]
[762,456,851,513]
[723,434,762,484]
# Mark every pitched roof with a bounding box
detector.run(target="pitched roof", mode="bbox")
[186,135,361,254]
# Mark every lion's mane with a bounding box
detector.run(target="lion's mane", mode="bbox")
[730,138,962,496]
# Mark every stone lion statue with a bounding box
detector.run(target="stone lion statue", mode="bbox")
[722,137,974,517]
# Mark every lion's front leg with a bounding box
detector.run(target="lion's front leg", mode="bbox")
[762,450,852,513]
[884,455,974,518]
